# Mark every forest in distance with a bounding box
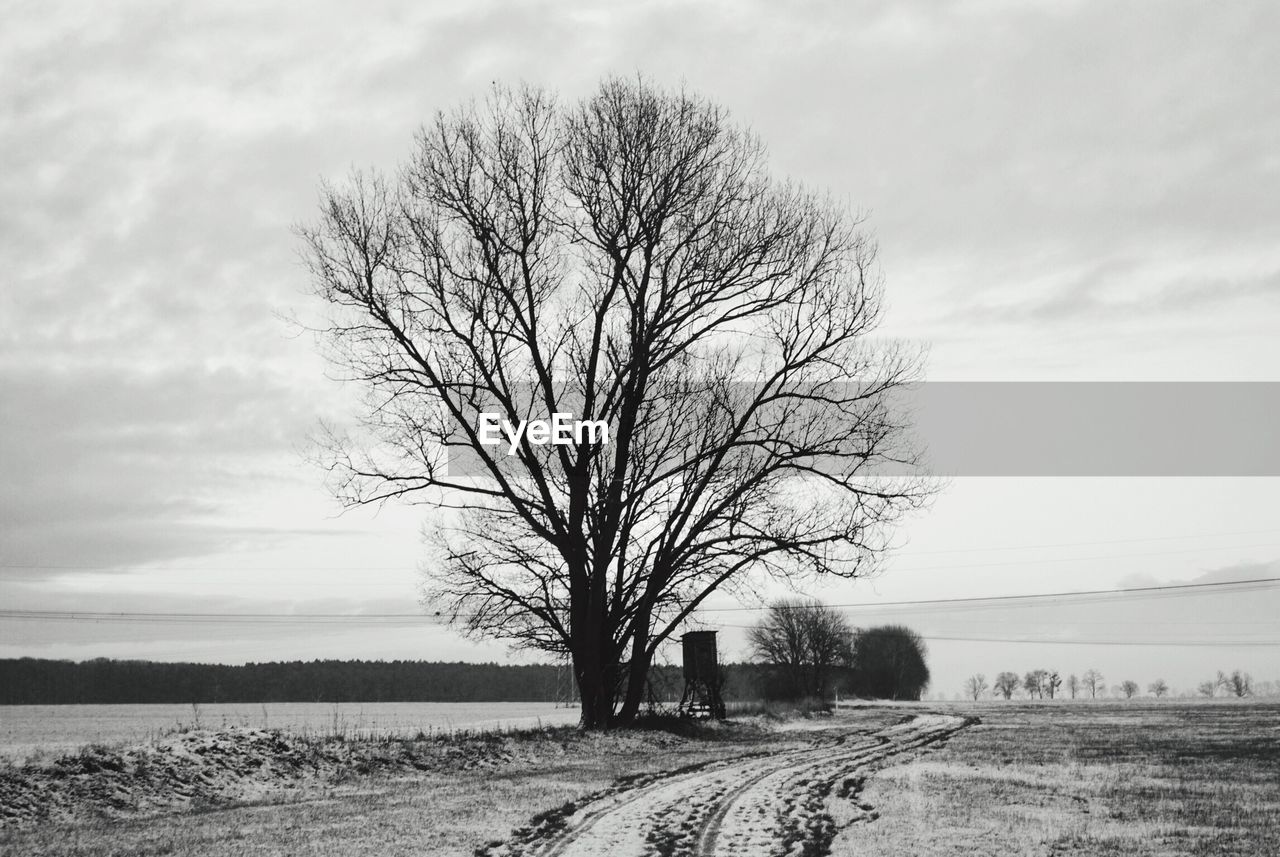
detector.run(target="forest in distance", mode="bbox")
[0,658,779,706]
[5,658,1271,707]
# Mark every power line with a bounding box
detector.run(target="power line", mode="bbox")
[698,575,1280,612]
[6,616,1277,648]
[2,541,1276,585]
[919,635,1280,648]
[888,544,1280,574]
[886,544,1280,574]
[0,612,435,625]
[2,575,1276,625]
[4,530,1278,573]
[888,528,1280,555]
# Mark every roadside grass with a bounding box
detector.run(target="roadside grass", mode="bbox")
[0,714,812,857]
[725,697,833,719]
[2,767,622,857]
[831,700,1280,857]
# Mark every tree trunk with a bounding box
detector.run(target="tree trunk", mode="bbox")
[574,644,614,729]
[570,551,616,730]
[575,590,617,729]
[615,621,652,724]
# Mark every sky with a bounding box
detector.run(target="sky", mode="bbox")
[2,0,1278,696]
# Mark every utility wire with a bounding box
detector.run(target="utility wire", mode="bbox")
[920,635,1280,648]
[4,530,1278,573]
[3,576,1276,623]
[702,575,1280,612]
[886,528,1280,555]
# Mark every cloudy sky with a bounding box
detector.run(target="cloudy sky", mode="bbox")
[3,0,1278,694]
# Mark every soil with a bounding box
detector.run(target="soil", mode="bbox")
[480,713,974,857]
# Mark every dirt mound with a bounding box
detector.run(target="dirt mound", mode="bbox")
[0,726,573,828]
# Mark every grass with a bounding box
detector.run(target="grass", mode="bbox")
[3,701,1276,856]
[724,697,834,719]
[4,771,587,857]
[0,717,787,857]
[830,700,1280,857]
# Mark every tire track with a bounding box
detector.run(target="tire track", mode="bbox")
[706,714,971,856]
[482,713,972,857]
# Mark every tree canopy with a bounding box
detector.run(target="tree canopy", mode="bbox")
[850,625,930,701]
[748,599,855,701]
[301,77,926,727]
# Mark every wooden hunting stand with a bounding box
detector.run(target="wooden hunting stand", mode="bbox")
[677,630,726,719]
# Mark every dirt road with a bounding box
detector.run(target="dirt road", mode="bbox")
[483,713,972,857]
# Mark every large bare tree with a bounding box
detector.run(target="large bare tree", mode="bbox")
[300,77,926,728]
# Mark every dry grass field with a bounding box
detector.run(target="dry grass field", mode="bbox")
[0,702,581,764]
[1,701,1275,856]
[0,718,800,857]
[834,701,1280,857]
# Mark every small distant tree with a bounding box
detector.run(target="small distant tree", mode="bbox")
[1023,669,1048,700]
[1148,678,1169,698]
[1198,680,1216,698]
[1120,680,1139,699]
[964,673,988,701]
[849,626,930,701]
[1045,671,1063,700]
[993,671,1020,700]
[1222,670,1252,698]
[749,599,855,700]
[1066,673,1080,699]
[1082,669,1104,699]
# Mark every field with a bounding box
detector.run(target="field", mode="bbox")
[0,702,581,763]
[833,700,1280,857]
[1,700,1276,856]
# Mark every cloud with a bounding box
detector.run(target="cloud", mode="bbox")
[0,584,482,665]
[0,363,319,569]
[1117,558,1280,592]
[947,259,1280,328]
[1187,560,1280,587]
[2,0,1279,642]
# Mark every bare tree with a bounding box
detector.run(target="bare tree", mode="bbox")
[1066,673,1080,699]
[748,599,854,700]
[1198,680,1217,698]
[1147,678,1169,698]
[993,671,1020,700]
[1045,670,1062,699]
[1120,680,1139,699]
[1081,669,1104,699]
[300,78,926,728]
[1023,669,1047,700]
[963,673,988,701]
[1221,670,1252,698]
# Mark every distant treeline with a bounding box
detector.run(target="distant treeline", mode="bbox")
[0,658,780,705]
